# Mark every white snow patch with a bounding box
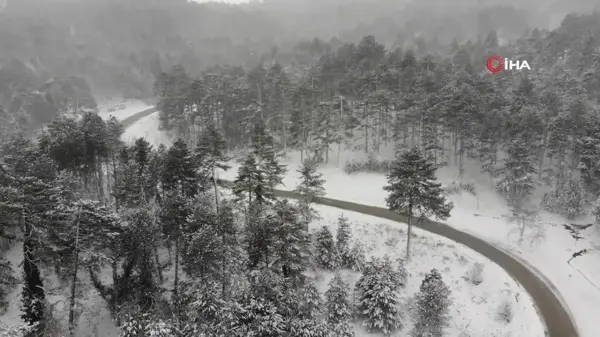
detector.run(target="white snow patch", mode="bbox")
[310,204,545,337]
[97,99,153,122]
[121,112,172,148]
[115,113,597,336]
[218,150,598,337]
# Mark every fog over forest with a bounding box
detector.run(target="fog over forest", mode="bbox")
[1,0,600,336]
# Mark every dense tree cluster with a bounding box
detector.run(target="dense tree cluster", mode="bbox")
[154,12,600,220]
[0,106,458,336]
[1,3,599,337]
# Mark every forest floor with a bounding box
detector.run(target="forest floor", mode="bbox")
[220,150,600,337]
[308,204,544,337]
[108,106,551,336]
[0,201,543,336]
[116,108,600,336]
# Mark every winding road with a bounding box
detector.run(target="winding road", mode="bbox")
[119,106,579,337]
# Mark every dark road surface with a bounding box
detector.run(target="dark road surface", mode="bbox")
[121,107,579,337]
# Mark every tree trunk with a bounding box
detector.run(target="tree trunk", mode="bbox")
[154,246,163,282]
[364,104,369,153]
[213,166,220,212]
[68,206,83,336]
[406,210,413,261]
[173,236,180,325]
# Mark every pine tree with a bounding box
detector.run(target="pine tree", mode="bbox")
[336,215,353,268]
[270,200,311,282]
[295,158,326,222]
[233,153,262,207]
[325,273,352,324]
[0,258,16,310]
[411,269,451,337]
[561,178,587,219]
[495,137,538,206]
[233,122,286,207]
[162,139,198,198]
[346,243,367,272]
[355,257,402,334]
[182,208,222,280]
[298,280,323,319]
[384,147,453,260]
[251,121,287,193]
[313,226,338,270]
[194,122,231,206]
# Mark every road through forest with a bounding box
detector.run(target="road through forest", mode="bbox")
[120,107,579,337]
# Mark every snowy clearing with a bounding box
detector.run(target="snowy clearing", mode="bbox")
[111,110,590,336]
[308,204,545,337]
[96,99,153,122]
[221,151,599,337]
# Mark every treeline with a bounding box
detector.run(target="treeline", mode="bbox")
[155,15,600,220]
[0,103,455,336]
[3,0,595,102]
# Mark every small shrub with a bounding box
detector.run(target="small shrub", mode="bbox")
[355,257,403,334]
[345,243,366,272]
[313,226,338,270]
[464,262,484,285]
[444,181,476,196]
[496,299,513,323]
[343,154,393,174]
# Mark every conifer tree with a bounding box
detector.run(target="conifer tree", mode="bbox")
[336,215,353,268]
[325,273,352,324]
[496,137,538,206]
[313,226,338,270]
[232,153,262,207]
[270,200,311,282]
[355,257,403,334]
[298,280,323,319]
[384,147,453,260]
[411,269,452,337]
[194,122,231,208]
[233,121,286,208]
[295,158,326,222]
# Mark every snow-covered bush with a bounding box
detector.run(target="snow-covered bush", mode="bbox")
[344,153,393,174]
[288,317,331,337]
[0,258,17,312]
[313,226,338,270]
[411,269,452,337]
[391,258,408,289]
[592,199,600,228]
[444,181,476,196]
[336,215,355,269]
[496,299,513,323]
[325,273,352,324]
[345,243,366,272]
[298,280,323,318]
[355,257,403,334]
[464,262,484,285]
[120,313,182,337]
[541,178,587,219]
[0,322,38,337]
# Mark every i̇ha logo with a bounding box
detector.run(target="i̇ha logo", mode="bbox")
[486,55,530,73]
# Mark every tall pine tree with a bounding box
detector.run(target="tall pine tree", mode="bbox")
[384,148,453,260]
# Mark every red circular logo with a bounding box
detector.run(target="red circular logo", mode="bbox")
[486,55,503,73]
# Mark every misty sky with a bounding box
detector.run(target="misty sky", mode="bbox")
[192,0,253,3]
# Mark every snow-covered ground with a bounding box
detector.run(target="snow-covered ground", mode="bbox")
[121,111,173,148]
[96,99,153,122]
[118,114,598,337]
[310,204,544,337]
[222,152,600,337]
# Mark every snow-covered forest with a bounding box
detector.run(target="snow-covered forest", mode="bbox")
[0,102,544,336]
[1,0,600,336]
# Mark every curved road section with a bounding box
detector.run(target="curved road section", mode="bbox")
[120,107,578,337]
